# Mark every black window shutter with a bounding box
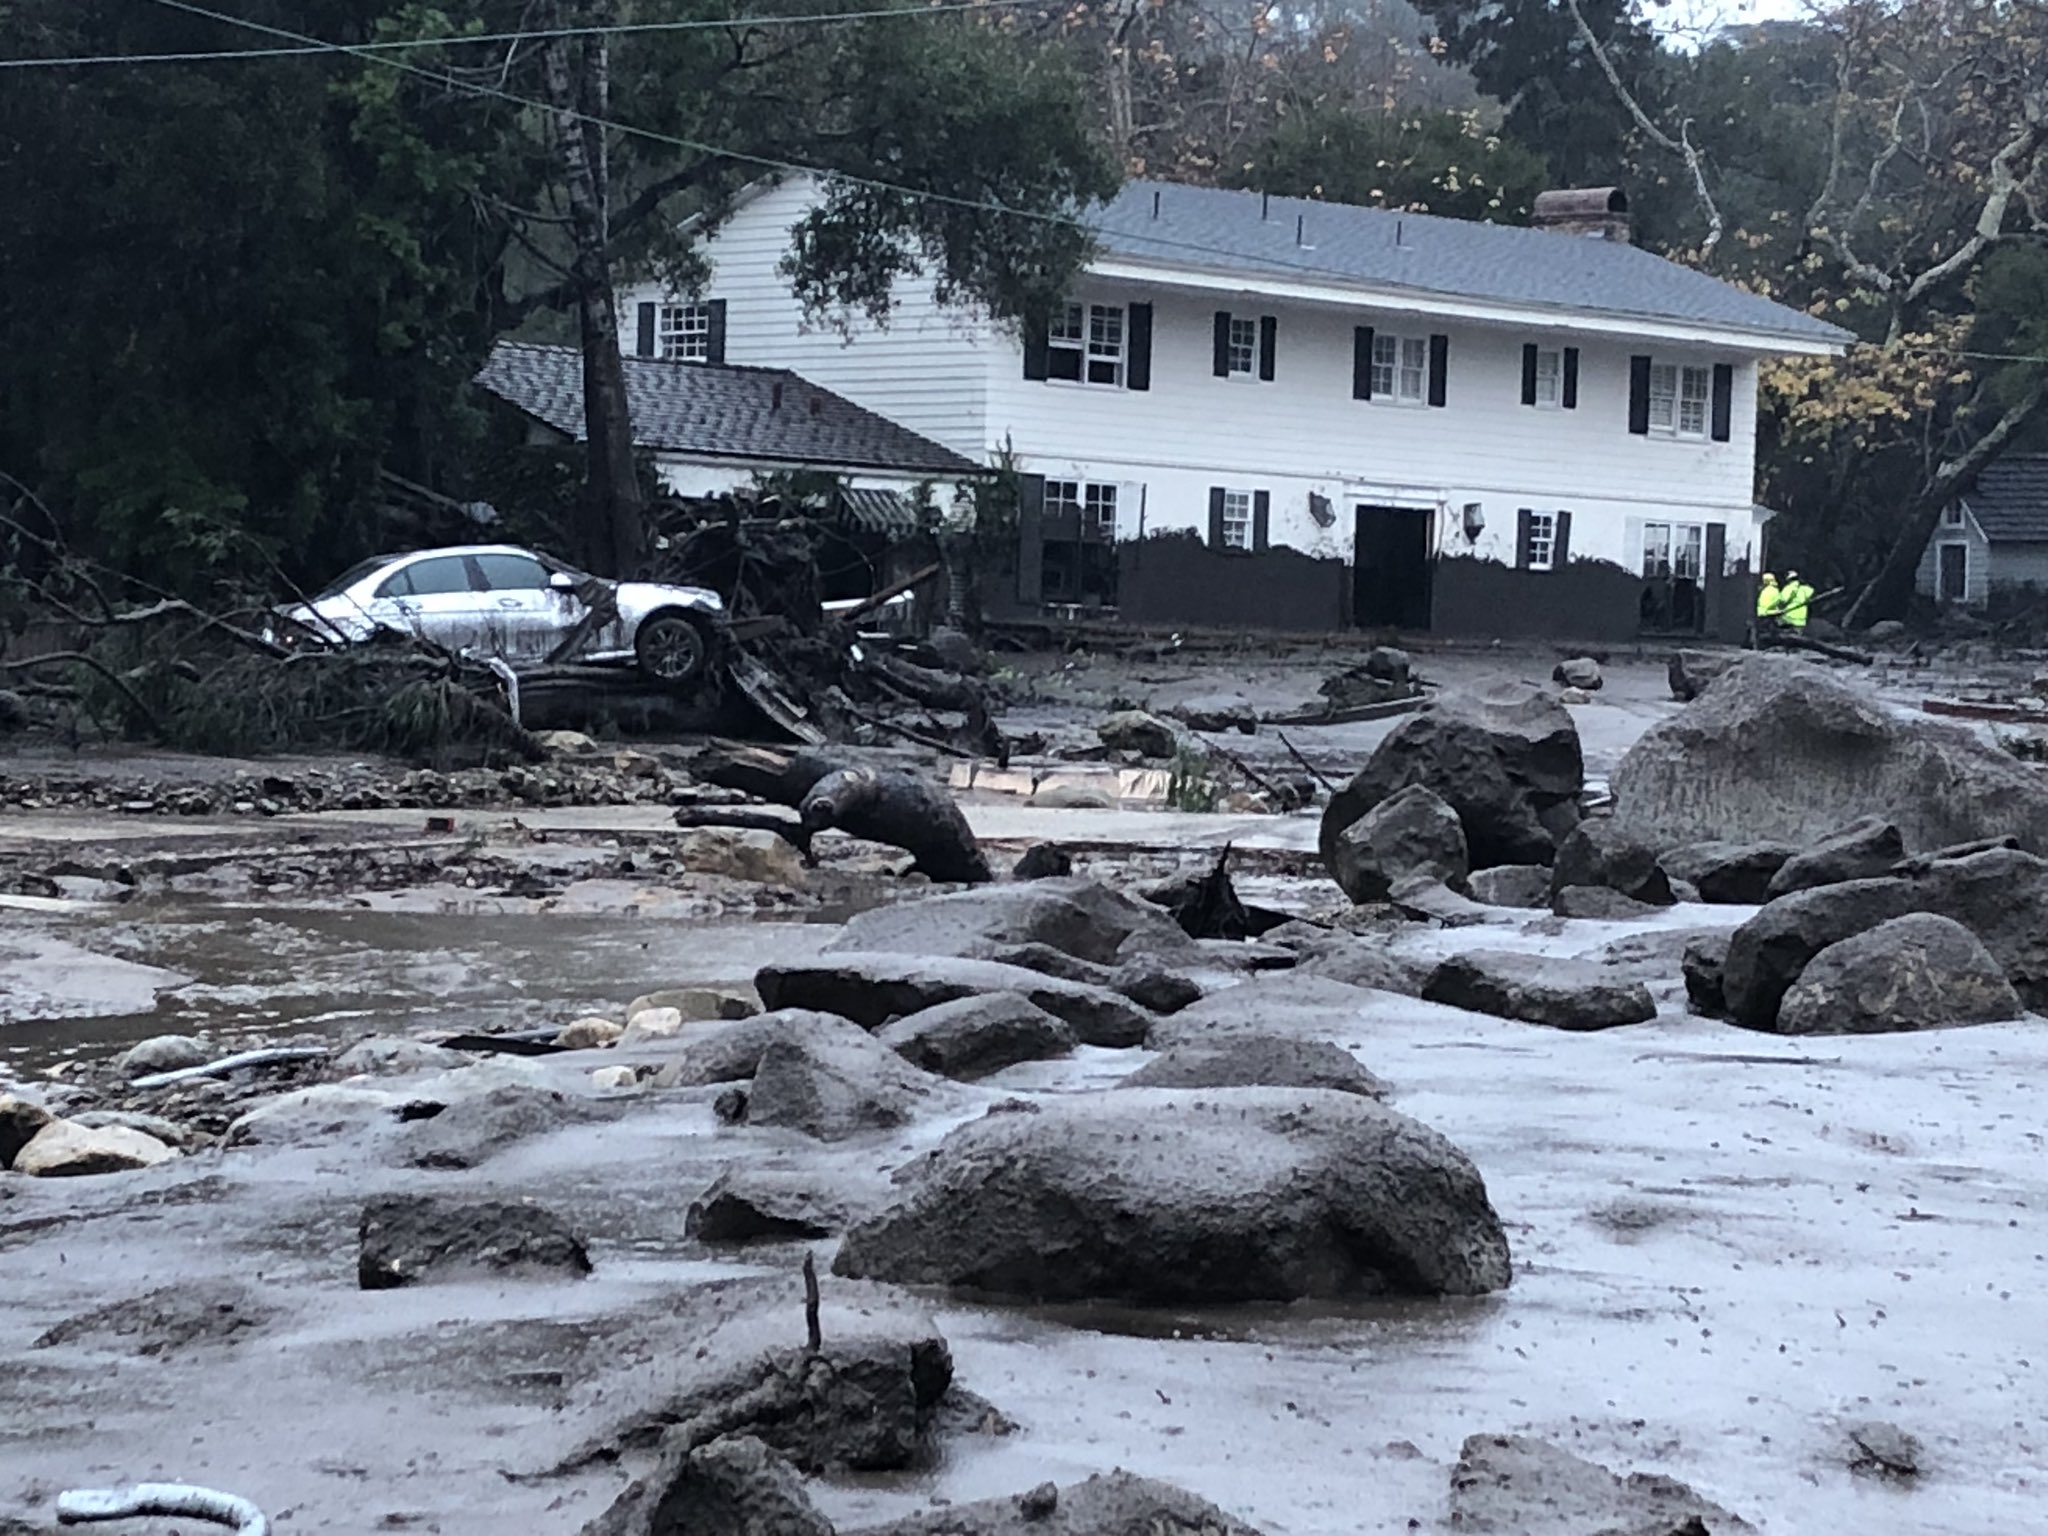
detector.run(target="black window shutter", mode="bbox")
[1628,355,1653,434]
[1520,344,1538,406]
[1258,316,1278,382]
[1710,363,1734,441]
[1016,475,1046,603]
[635,302,656,357]
[1213,312,1232,377]
[1427,334,1449,408]
[1553,510,1573,566]
[1252,490,1271,552]
[705,299,728,365]
[1353,327,1375,400]
[1207,487,1227,549]
[1515,509,1534,570]
[1562,347,1580,410]
[1022,314,1050,382]
[1126,303,1154,391]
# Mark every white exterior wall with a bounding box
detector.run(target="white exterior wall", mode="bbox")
[1988,541,2048,589]
[653,457,955,502]
[1916,506,1993,605]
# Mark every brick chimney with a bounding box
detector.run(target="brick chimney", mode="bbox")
[1532,187,1631,243]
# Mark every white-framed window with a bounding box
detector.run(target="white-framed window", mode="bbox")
[1226,315,1258,376]
[1219,489,1253,550]
[1371,334,1429,403]
[1641,521,1706,579]
[1049,301,1124,386]
[1532,348,1563,408]
[1944,503,1965,527]
[1526,510,1558,570]
[1648,362,1711,437]
[658,302,712,362]
[1045,479,1119,538]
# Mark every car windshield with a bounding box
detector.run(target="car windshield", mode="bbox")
[310,557,398,601]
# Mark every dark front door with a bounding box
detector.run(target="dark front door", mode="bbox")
[1938,542,1968,603]
[1352,505,1434,630]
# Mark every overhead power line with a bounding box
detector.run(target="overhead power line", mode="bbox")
[0,0,1046,70]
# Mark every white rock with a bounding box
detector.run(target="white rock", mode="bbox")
[625,988,759,1024]
[14,1120,179,1176]
[538,729,597,753]
[590,1065,641,1091]
[618,1006,686,1046]
[556,1016,625,1050]
[115,1034,212,1076]
[676,828,806,885]
[613,749,661,778]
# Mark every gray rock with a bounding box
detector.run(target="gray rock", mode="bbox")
[1423,952,1657,1030]
[1096,709,1179,758]
[114,1034,212,1076]
[835,1088,1512,1301]
[1365,646,1411,684]
[1865,619,1910,643]
[1165,693,1258,734]
[1551,885,1666,921]
[395,1085,599,1169]
[875,993,1076,1081]
[333,1036,476,1076]
[983,943,1202,1014]
[657,1010,877,1089]
[1683,932,1731,1018]
[1658,840,1798,905]
[1846,1418,1923,1480]
[1321,684,1584,871]
[1121,1036,1387,1097]
[1767,814,1908,896]
[1553,656,1603,690]
[1467,864,1554,909]
[13,1120,179,1176]
[357,1195,591,1287]
[1007,844,1072,880]
[1390,874,1511,927]
[842,1470,1266,1536]
[30,1279,274,1357]
[1295,938,1432,996]
[71,1109,190,1149]
[1147,972,1395,1049]
[1722,846,2048,1027]
[685,1170,850,1243]
[1616,655,2048,852]
[1667,647,1738,702]
[1773,913,2023,1034]
[744,1034,954,1140]
[0,1093,55,1168]
[927,626,987,675]
[758,953,1154,1048]
[831,877,1201,967]
[579,1433,833,1536]
[0,689,27,731]
[1328,783,1469,903]
[1447,1432,1756,1536]
[1550,819,1674,905]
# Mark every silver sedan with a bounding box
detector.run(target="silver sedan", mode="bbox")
[274,545,726,684]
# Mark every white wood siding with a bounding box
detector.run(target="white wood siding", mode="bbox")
[1916,506,1992,605]
[617,179,994,458]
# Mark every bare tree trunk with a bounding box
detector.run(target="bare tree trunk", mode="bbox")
[1846,372,2048,628]
[538,0,647,578]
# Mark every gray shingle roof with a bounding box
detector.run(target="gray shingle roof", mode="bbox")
[1092,182,1851,347]
[1962,455,2048,541]
[476,342,979,478]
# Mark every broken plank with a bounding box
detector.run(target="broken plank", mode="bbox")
[1263,695,1427,727]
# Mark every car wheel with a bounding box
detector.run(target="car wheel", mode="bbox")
[634,611,713,684]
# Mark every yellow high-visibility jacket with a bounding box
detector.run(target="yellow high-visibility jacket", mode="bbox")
[1780,582,1813,628]
[1757,581,1783,618]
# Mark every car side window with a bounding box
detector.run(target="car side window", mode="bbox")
[373,565,413,599]
[388,556,474,597]
[470,553,550,592]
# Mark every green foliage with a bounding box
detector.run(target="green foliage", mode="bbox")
[1166,746,1221,813]
[1237,106,1550,222]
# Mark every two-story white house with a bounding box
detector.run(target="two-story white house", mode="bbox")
[617,178,1850,641]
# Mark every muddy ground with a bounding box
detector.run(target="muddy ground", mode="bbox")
[3,641,2044,1534]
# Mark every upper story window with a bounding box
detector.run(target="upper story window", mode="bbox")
[1532,349,1563,408]
[1649,362,1711,438]
[1226,316,1258,376]
[1372,334,1429,404]
[659,302,712,362]
[1050,302,1125,386]
[1943,503,1965,527]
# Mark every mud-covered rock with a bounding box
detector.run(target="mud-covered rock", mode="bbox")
[842,1470,1267,1536]
[758,953,1153,1048]
[1008,844,1072,880]
[1447,1432,1755,1535]
[1423,952,1656,1030]
[394,1084,599,1169]
[1121,1036,1386,1098]
[655,1011,877,1088]
[835,1088,1511,1301]
[1166,693,1259,735]
[1550,819,1674,905]
[1667,648,1738,702]
[1657,840,1798,905]
[1293,937,1432,996]
[556,1016,626,1050]
[745,1034,953,1141]
[31,1280,275,1357]
[579,1434,833,1536]
[628,988,760,1023]
[831,877,1201,967]
[676,827,807,885]
[333,1036,475,1076]
[1767,815,1907,896]
[13,1120,179,1176]
[876,993,1075,1081]
[115,1034,212,1077]
[1321,685,1584,871]
[1328,783,1469,903]
[1467,864,1554,909]
[0,1093,54,1168]
[983,943,1202,1014]
[1846,1419,1923,1480]
[1683,932,1731,1018]
[1773,913,2023,1034]
[357,1194,591,1288]
[686,1169,851,1243]
[1551,885,1666,921]
[1553,657,1603,690]
[1096,710,1179,758]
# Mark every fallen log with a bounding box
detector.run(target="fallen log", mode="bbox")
[128,1046,332,1091]
[59,1484,267,1536]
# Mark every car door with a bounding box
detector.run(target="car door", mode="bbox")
[370,554,487,651]
[468,551,563,663]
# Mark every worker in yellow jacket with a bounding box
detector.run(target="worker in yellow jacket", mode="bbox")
[1779,571,1813,629]
[1756,573,1783,621]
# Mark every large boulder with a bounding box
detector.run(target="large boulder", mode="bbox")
[0,1094,54,1168]
[1549,819,1674,905]
[578,1434,833,1536]
[1327,783,1469,903]
[843,1471,1267,1536]
[835,1089,1511,1301]
[1466,864,1553,909]
[394,1085,599,1170]
[1423,952,1657,1030]
[1120,1036,1387,1098]
[757,953,1153,1048]
[12,1121,179,1177]
[1292,937,1433,997]
[744,1034,954,1141]
[1683,932,1732,1017]
[1613,656,2048,852]
[875,993,1075,1081]
[1721,846,2048,1028]
[1096,710,1179,758]
[685,1169,851,1243]
[1447,1433,1755,1536]
[1657,840,1798,905]
[1666,648,1738,702]
[357,1195,591,1288]
[1772,914,2023,1034]
[114,1034,213,1077]
[830,878,1201,968]
[1321,685,1584,871]
[982,943,1202,1014]
[1766,814,1907,896]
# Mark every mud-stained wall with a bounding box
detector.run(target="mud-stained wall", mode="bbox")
[1433,553,1751,644]
[1117,531,1347,630]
